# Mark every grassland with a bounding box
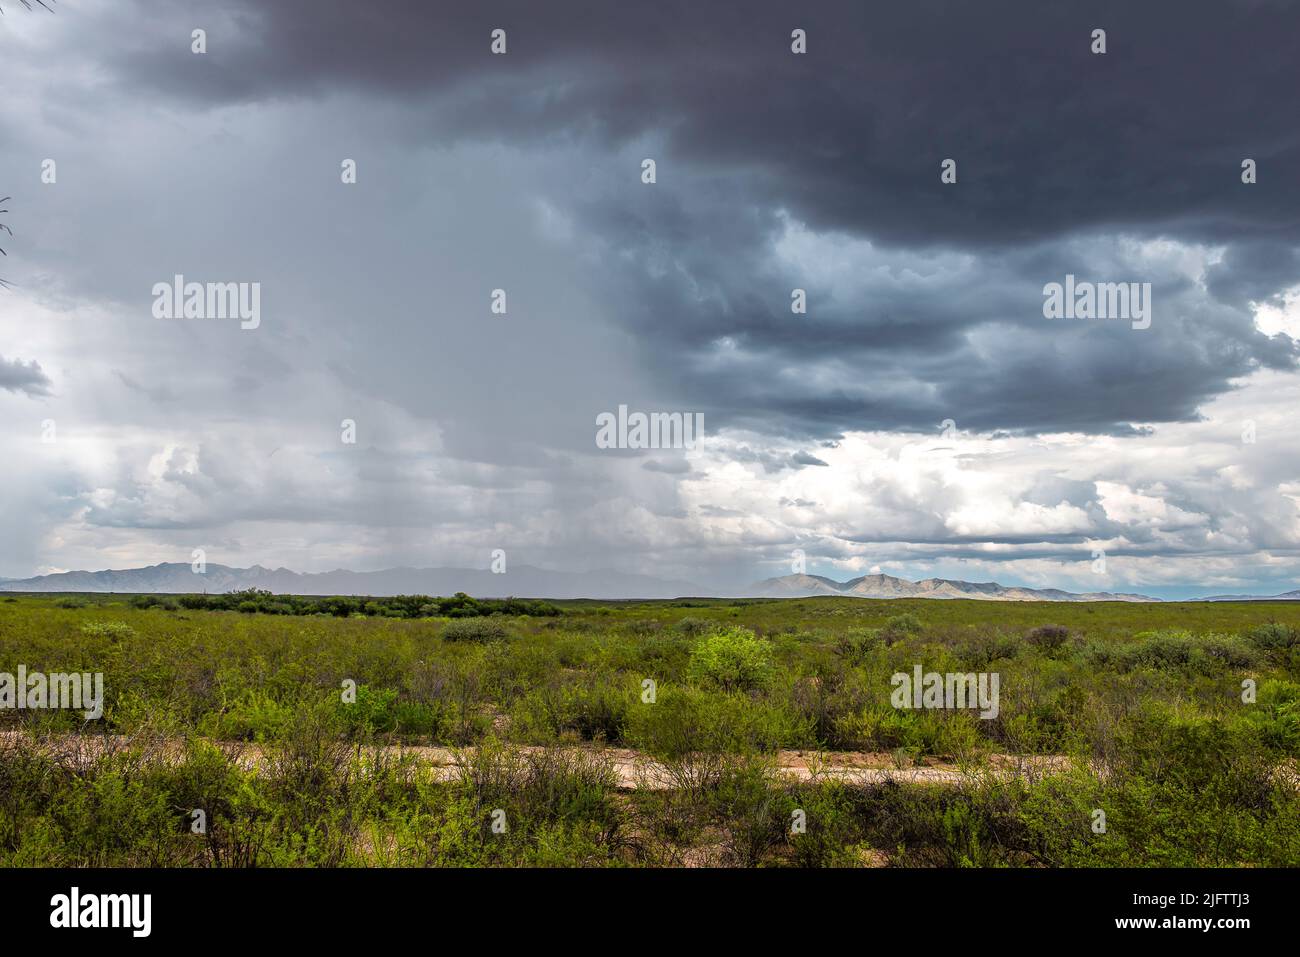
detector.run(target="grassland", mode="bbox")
[1,593,1298,867]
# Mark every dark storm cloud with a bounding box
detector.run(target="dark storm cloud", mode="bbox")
[90,0,1300,438]
[1206,242,1300,307]
[0,355,52,396]
[117,0,1300,243]
[724,445,831,473]
[791,451,829,467]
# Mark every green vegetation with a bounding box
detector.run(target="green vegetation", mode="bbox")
[128,589,561,619]
[0,593,1297,866]
[687,626,775,692]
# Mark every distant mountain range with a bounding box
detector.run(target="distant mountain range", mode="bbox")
[1,563,1295,602]
[1191,590,1300,602]
[746,573,1158,602]
[0,563,701,600]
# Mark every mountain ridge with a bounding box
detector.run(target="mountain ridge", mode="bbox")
[1190,589,1300,602]
[747,572,1159,602]
[2,563,1293,602]
[0,563,701,600]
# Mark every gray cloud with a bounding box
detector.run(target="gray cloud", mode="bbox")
[0,355,52,396]
[2,0,1299,596]
[108,1,1300,244]
[13,0,1300,439]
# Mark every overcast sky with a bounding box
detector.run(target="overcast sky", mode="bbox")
[2,0,1299,598]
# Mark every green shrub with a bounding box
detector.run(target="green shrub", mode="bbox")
[1025,624,1071,652]
[339,685,400,735]
[676,617,711,637]
[509,678,634,745]
[79,620,136,641]
[1104,630,1258,675]
[954,631,1021,669]
[709,758,785,866]
[1244,680,1300,756]
[442,618,510,643]
[786,780,869,867]
[687,627,774,693]
[624,686,809,763]
[834,705,924,753]
[881,614,924,644]
[200,689,296,741]
[833,628,882,664]
[1246,622,1299,652]
[443,738,622,865]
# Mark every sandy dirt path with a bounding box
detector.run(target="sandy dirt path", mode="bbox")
[0,730,1072,789]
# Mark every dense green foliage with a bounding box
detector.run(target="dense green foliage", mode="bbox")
[0,593,1297,866]
[126,589,561,619]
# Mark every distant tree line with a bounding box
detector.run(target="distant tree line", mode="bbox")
[129,589,562,618]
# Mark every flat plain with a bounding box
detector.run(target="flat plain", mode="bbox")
[1,592,1297,867]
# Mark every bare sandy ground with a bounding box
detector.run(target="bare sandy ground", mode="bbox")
[0,729,1073,789]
